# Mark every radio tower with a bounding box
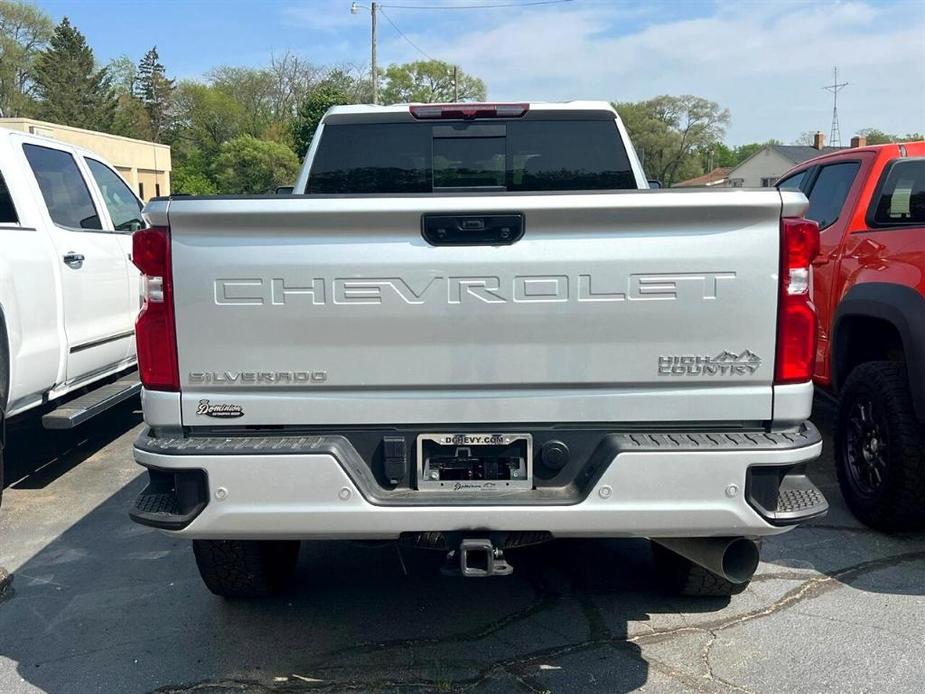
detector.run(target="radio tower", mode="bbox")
[823,66,848,147]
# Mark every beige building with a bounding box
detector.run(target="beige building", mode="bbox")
[0,117,171,201]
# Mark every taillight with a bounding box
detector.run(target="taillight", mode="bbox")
[775,217,820,384]
[132,226,179,391]
[409,103,529,120]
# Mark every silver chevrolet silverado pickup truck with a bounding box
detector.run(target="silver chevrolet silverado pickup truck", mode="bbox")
[130,101,827,598]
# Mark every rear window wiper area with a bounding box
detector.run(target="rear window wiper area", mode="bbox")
[306,119,637,195]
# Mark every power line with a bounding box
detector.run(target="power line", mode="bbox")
[376,0,573,62]
[378,7,437,60]
[384,0,573,10]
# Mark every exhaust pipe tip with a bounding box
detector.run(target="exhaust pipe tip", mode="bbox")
[653,537,760,585]
[721,538,760,584]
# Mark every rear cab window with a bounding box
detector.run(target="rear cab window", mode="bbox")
[307,118,636,194]
[0,169,18,224]
[23,143,103,230]
[868,158,925,228]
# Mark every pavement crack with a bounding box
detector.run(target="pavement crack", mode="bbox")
[315,575,563,660]
[152,550,925,694]
[630,549,925,648]
[699,628,760,694]
[0,568,14,604]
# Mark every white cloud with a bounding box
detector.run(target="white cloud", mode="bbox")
[375,0,925,143]
[283,0,366,31]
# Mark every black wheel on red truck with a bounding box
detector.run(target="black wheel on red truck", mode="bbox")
[835,361,925,532]
[193,539,301,598]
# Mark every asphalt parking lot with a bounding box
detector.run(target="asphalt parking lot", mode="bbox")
[1,400,924,694]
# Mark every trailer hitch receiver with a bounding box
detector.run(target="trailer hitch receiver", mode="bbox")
[458,538,513,577]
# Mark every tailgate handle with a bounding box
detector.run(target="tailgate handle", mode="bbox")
[422,213,524,246]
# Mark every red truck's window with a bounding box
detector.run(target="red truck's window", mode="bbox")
[870,159,925,227]
[777,170,807,192]
[307,120,635,194]
[0,170,17,224]
[805,162,860,230]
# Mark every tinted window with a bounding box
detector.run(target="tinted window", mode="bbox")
[307,119,636,194]
[805,162,860,229]
[23,144,102,230]
[870,159,925,227]
[309,123,430,194]
[777,170,807,191]
[0,170,17,223]
[86,158,144,232]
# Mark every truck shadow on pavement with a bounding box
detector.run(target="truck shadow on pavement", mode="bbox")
[0,476,663,692]
[1,399,924,693]
[2,401,142,492]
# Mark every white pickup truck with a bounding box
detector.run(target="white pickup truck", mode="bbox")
[130,102,827,598]
[0,128,143,500]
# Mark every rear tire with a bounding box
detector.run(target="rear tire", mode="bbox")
[193,539,300,598]
[651,542,751,597]
[835,361,925,532]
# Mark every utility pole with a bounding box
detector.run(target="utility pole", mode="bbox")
[822,66,848,147]
[453,65,459,101]
[351,1,379,104]
[371,1,378,105]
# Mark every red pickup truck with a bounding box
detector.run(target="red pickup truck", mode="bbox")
[778,141,925,531]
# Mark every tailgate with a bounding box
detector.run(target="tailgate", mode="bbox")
[164,190,798,426]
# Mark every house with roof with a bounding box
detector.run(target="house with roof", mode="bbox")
[673,166,733,188]
[674,132,871,189]
[724,132,859,188]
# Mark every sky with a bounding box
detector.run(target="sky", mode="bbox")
[39,0,925,145]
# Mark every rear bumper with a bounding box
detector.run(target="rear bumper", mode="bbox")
[131,423,825,539]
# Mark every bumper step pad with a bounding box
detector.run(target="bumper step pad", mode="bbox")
[129,467,208,530]
[775,476,828,519]
[747,471,828,525]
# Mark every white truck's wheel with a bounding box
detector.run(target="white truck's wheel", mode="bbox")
[192,539,300,598]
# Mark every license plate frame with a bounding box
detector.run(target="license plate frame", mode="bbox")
[416,433,533,492]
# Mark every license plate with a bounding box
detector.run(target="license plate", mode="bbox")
[416,433,533,492]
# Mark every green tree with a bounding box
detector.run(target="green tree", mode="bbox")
[857,128,893,145]
[110,94,152,140]
[168,80,247,155]
[32,17,116,130]
[733,142,775,164]
[0,0,53,117]
[380,60,486,104]
[104,54,153,140]
[106,54,136,95]
[616,95,730,186]
[856,128,924,145]
[212,134,299,194]
[292,81,349,158]
[320,66,372,103]
[208,65,275,137]
[135,46,174,141]
[172,154,218,195]
[699,141,779,171]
